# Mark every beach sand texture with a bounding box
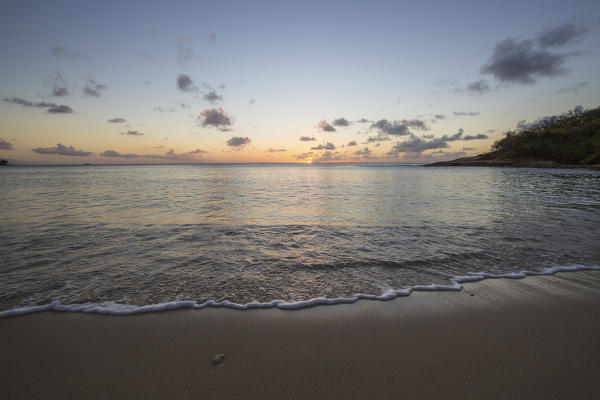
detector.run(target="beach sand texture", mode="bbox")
[2,270,600,400]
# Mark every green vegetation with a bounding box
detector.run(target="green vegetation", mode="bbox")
[489,106,600,165]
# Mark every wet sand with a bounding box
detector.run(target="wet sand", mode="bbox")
[2,270,600,399]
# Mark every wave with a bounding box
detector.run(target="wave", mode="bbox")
[1,265,599,318]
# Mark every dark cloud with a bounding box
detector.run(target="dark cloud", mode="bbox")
[52,87,69,97]
[422,134,434,139]
[209,33,216,47]
[83,77,108,97]
[386,129,487,156]
[364,132,391,143]
[299,136,316,141]
[317,120,336,132]
[226,136,251,148]
[108,118,127,123]
[453,111,480,117]
[557,81,590,94]
[6,97,75,114]
[357,118,371,123]
[310,142,335,151]
[101,148,207,161]
[51,46,89,59]
[267,148,286,152]
[33,143,91,156]
[536,23,587,48]
[177,74,197,92]
[347,140,357,146]
[466,80,491,95]
[332,118,350,127]
[370,118,428,136]
[462,133,488,140]
[0,139,15,150]
[120,130,144,136]
[46,71,70,97]
[47,105,73,114]
[433,114,446,120]
[353,147,371,157]
[203,90,223,104]
[198,108,233,131]
[480,38,568,84]
[177,34,195,63]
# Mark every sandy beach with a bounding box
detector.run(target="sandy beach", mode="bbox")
[2,270,600,400]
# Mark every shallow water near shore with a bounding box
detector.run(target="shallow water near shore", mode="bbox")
[1,164,599,315]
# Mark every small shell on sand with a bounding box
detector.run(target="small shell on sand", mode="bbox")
[213,354,225,364]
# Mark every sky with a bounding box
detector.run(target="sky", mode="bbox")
[0,0,599,164]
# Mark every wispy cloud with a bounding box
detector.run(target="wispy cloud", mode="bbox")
[4,97,73,114]
[299,136,316,141]
[0,139,15,150]
[466,80,491,95]
[203,89,223,104]
[83,77,108,97]
[209,32,216,47]
[557,80,590,94]
[51,46,89,59]
[33,143,91,156]
[310,142,335,150]
[453,111,480,117]
[177,34,195,63]
[536,22,587,48]
[108,118,127,123]
[267,148,286,152]
[45,71,70,97]
[119,130,144,136]
[101,148,208,161]
[353,147,372,157]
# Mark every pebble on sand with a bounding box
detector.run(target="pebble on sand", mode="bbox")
[213,354,225,364]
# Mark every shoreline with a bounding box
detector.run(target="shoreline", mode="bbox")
[2,270,600,399]
[426,155,600,170]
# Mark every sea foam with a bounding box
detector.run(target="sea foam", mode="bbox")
[1,265,598,318]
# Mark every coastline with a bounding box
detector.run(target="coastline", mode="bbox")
[426,155,600,170]
[2,270,599,399]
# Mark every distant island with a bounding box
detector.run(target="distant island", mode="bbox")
[428,106,600,170]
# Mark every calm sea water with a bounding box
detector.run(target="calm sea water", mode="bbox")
[1,164,599,313]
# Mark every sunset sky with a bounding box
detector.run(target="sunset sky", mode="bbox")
[1,0,599,164]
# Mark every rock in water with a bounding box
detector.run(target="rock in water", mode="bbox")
[213,354,225,364]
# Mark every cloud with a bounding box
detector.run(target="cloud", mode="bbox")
[353,147,371,157]
[154,106,176,113]
[299,136,316,141]
[357,118,371,123]
[293,151,314,160]
[209,33,216,47]
[108,118,127,123]
[203,90,223,104]
[51,46,89,59]
[385,129,487,156]
[317,120,336,132]
[466,80,491,95]
[364,132,391,143]
[462,147,475,151]
[267,148,286,152]
[453,111,480,117]
[226,136,251,148]
[45,71,70,97]
[177,34,195,63]
[249,99,256,105]
[486,129,496,133]
[310,142,335,150]
[177,74,197,92]
[33,143,91,156]
[433,114,446,120]
[332,118,350,127]
[462,133,488,140]
[198,108,233,131]
[101,148,207,161]
[557,81,590,94]
[0,139,15,150]
[83,77,108,97]
[371,118,428,136]
[480,38,568,84]
[347,140,357,146]
[536,23,587,48]
[314,151,342,162]
[47,105,73,114]
[119,130,144,136]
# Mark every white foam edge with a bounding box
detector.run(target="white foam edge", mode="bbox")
[1,264,599,318]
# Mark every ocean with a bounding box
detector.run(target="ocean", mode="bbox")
[1,164,599,315]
